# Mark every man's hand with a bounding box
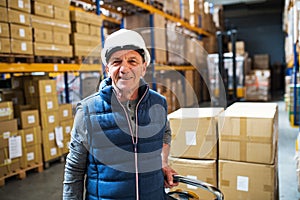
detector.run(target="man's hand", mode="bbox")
[162,164,179,188]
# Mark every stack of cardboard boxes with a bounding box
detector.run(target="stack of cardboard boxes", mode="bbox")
[0,102,20,177]
[168,102,279,199]
[218,102,278,199]
[31,0,72,57]
[70,9,102,59]
[168,107,224,199]
[245,54,271,101]
[0,0,33,55]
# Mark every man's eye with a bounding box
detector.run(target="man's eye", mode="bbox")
[112,61,121,65]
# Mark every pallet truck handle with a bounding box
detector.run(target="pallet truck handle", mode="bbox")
[173,175,224,200]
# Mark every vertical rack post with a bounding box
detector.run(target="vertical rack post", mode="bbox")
[64,72,70,103]
[96,0,106,78]
[149,0,157,91]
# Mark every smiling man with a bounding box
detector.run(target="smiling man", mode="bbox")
[63,29,178,200]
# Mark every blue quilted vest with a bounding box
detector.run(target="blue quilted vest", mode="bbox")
[82,78,167,200]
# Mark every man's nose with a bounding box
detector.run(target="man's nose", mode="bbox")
[119,61,131,72]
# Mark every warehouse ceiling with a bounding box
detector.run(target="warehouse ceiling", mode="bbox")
[206,0,268,5]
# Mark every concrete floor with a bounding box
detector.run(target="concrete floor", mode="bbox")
[0,100,299,200]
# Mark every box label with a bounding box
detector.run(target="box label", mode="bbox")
[27,152,34,161]
[19,14,25,23]
[29,86,35,94]
[9,136,22,159]
[185,131,197,146]
[47,101,53,109]
[18,0,24,8]
[63,109,68,117]
[55,126,63,148]
[50,147,57,156]
[0,107,12,117]
[19,28,25,37]
[65,126,71,134]
[26,133,34,143]
[3,131,11,139]
[21,42,27,51]
[49,132,55,141]
[237,176,249,192]
[48,115,55,123]
[28,115,35,124]
[45,85,52,93]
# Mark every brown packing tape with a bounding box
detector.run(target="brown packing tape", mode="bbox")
[264,184,273,192]
[240,117,247,161]
[221,180,230,187]
[222,117,273,161]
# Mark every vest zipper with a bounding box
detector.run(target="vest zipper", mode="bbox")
[113,85,149,200]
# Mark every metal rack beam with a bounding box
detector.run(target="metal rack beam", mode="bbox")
[0,63,101,73]
[124,0,213,37]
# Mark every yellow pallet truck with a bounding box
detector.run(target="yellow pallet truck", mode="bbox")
[167,175,224,200]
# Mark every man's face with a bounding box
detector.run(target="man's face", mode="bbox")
[106,50,147,98]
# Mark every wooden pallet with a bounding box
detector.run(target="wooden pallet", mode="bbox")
[0,163,43,187]
[35,56,72,64]
[73,56,101,64]
[0,53,35,63]
[44,155,66,169]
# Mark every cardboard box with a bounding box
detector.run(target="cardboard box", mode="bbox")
[0,38,11,53]
[0,119,18,148]
[0,148,10,177]
[10,39,33,54]
[20,109,40,129]
[54,6,70,21]
[70,10,102,26]
[60,119,73,140]
[31,15,71,33]
[168,108,224,159]
[33,28,53,43]
[0,101,14,121]
[73,44,95,57]
[219,160,278,200]
[7,9,31,26]
[24,79,57,97]
[40,110,59,129]
[11,76,24,89]
[59,104,73,121]
[70,33,101,46]
[42,128,62,161]
[32,1,54,18]
[0,0,6,7]
[20,144,42,168]
[72,22,90,35]
[31,15,53,31]
[7,0,31,13]
[10,24,32,41]
[34,42,73,57]
[53,31,70,45]
[38,95,59,112]
[0,7,8,22]
[0,88,24,105]
[0,148,22,176]
[218,102,278,164]
[228,41,245,55]
[19,126,42,147]
[90,25,101,37]
[0,22,9,38]
[169,157,217,200]
[62,139,70,154]
[253,54,270,69]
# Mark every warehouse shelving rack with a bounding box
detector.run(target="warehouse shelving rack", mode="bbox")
[0,0,214,105]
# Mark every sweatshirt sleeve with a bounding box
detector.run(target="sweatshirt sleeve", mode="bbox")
[63,105,88,200]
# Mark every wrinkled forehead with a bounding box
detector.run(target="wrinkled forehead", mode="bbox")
[108,50,143,61]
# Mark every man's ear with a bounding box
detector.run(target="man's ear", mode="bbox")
[141,62,147,77]
[105,66,110,77]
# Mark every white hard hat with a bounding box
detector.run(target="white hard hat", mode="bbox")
[101,29,151,66]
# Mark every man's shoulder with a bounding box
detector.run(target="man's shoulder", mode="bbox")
[80,92,101,104]
[148,89,166,101]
